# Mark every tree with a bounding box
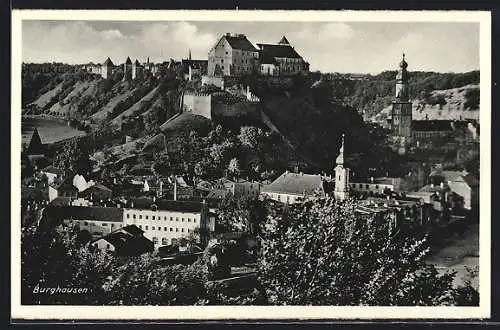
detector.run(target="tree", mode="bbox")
[227,158,241,178]
[215,196,267,235]
[53,138,92,178]
[258,197,478,306]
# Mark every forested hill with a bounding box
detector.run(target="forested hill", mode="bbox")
[316,70,480,119]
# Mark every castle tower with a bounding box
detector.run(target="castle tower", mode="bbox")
[188,49,192,61]
[334,133,350,201]
[391,53,412,140]
[123,56,132,81]
[101,57,114,79]
[132,59,142,80]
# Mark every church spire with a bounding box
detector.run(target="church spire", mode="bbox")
[336,133,345,165]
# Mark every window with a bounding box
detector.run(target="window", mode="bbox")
[170,217,173,221]
[176,228,179,232]
[188,218,191,222]
[162,238,168,245]
[133,214,136,219]
[139,225,142,229]
[181,228,184,233]
[102,223,108,226]
[194,219,197,223]
[225,51,228,54]
[152,237,158,244]
[145,226,149,230]
[182,218,184,222]
[375,185,379,189]
[145,215,148,220]
[188,229,191,233]
[164,227,167,231]
[170,228,173,232]
[221,59,224,63]
[164,216,167,221]
[152,226,155,230]
[152,216,155,220]
[158,227,161,231]
[139,215,142,219]
[126,214,130,218]
[84,221,89,226]
[176,217,179,222]
[106,244,110,250]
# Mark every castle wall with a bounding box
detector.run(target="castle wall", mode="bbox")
[183,93,212,120]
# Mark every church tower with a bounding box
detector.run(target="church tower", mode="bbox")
[391,53,412,139]
[334,133,350,201]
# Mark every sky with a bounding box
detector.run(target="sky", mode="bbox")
[22,20,480,74]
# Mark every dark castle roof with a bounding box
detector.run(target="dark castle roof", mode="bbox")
[257,43,302,59]
[223,34,258,52]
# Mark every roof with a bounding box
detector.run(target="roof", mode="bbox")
[429,170,463,181]
[46,205,124,222]
[127,198,205,213]
[451,174,480,188]
[278,36,290,45]
[412,120,453,132]
[103,57,114,66]
[49,196,73,206]
[80,183,113,196]
[125,57,132,64]
[419,185,448,193]
[134,59,141,66]
[55,179,78,192]
[41,165,64,175]
[257,43,302,59]
[223,34,258,51]
[259,51,278,65]
[206,189,232,200]
[261,172,329,196]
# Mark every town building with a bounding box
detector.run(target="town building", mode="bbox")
[429,169,479,210]
[260,171,334,204]
[79,183,113,202]
[48,179,79,202]
[101,57,115,79]
[123,199,216,248]
[212,178,261,200]
[91,225,154,256]
[181,50,208,81]
[52,205,125,237]
[257,36,309,76]
[391,53,413,154]
[40,165,64,185]
[207,33,260,77]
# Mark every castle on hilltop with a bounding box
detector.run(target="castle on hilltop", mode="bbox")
[207,33,310,77]
[82,56,160,80]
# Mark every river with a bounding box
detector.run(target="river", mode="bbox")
[21,116,87,146]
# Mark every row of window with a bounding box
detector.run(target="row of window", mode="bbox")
[82,221,122,228]
[351,183,387,190]
[138,225,192,233]
[125,213,197,223]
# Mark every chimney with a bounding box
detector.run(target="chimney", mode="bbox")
[174,177,177,201]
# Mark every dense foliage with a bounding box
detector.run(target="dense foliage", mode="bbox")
[258,197,477,306]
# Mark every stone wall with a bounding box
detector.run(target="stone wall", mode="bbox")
[182,92,212,120]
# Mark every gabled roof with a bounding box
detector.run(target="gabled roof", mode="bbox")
[80,183,113,196]
[257,43,302,59]
[103,57,114,66]
[261,172,329,196]
[55,179,78,192]
[206,189,232,200]
[41,165,64,175]
[223,34,258,52]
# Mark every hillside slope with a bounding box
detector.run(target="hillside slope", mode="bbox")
[372,84,479,123]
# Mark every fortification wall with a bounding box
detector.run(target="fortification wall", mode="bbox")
[183,93,212,120]
[201,76,224,89]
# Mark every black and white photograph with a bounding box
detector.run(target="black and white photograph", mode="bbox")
[11,10,491,320]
